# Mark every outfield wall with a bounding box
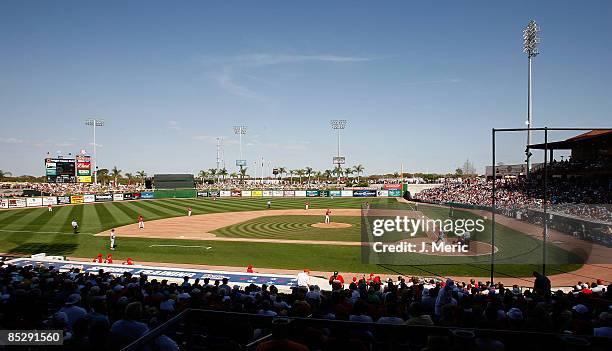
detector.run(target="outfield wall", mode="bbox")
[0,188,402,209]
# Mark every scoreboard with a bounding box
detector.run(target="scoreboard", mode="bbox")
[45,153,92,183]
[45,158,76,183]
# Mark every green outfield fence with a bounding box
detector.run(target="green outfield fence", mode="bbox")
[153,188,197,199]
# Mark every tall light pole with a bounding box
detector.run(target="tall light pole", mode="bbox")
[330,119,347,187]
[85,118,104,185]
[233,125,247,182]
[523,20,540,178]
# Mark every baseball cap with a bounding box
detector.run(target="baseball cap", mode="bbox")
[65,293,81,305]
[507,308,524,320]
[572,304,589,314]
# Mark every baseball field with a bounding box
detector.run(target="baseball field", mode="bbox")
[0,197,582,278]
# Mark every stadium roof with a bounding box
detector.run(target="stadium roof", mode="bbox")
[529,129,612,150]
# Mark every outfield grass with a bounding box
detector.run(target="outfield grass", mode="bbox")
[0,197,581,278]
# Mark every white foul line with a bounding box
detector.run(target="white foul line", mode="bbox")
[149,244,212,249]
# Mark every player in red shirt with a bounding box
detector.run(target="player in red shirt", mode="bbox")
[325,209,331,224]
[187,207,192,217]
[305,202,310,210]
[138,215,144,229]
[47,204,53,212]
[123,257,134,265]
[247,265,254,273]
[93,253,103,263]
[328,271,345,289]
[105,254,113,264]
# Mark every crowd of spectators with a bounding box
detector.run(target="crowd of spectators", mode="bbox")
[0,182,146,196]
[1,262,611,350]
[415,178,612,222]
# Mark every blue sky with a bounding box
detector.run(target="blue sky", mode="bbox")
[1,1,610,176]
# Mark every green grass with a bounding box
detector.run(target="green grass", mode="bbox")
[0,197,582,278]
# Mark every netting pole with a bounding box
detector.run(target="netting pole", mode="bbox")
[491,128,496,284]
[542,127,548,276]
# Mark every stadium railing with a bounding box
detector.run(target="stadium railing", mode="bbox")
[122,309,610,351]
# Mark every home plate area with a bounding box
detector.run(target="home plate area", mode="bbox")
[7,257,327,291]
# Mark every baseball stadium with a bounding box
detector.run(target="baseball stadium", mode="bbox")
[1,2,611,351]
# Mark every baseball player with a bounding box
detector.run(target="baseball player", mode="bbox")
[266,200,271,209]
[138,215,144,229]
[305,202,309,210]
[71,218,79,234]
[325,209,331,224]
[105,254,113,264]
[436,230,445,244]
[110,228,116,250]
[47,204,53,212]
[187,207,192,217]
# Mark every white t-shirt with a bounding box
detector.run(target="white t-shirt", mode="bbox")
[296,272,310,286]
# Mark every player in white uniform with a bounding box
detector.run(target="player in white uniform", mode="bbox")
[71,219,79,234]
[110,229,116,250]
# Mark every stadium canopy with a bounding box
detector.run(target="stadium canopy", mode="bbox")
[528,129,612,150]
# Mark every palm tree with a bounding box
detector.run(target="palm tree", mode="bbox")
[124,172,134,185]
[239,167,248,181]
[333,166,343,179]
[111,166,122,185]
[0,170,12,181]
[208,168,217,182]
[198,170,209,183]
[136,170,147,185]
[289,169,295,183]
[97,168,110,185]
[219,168,228,180]
[304,167,313,184]
[324,169,332,180]
[344,168,354,181]
[278,167,287,181]
[353,164,365,182]
[230,172,238,180]
[295,169,305,183]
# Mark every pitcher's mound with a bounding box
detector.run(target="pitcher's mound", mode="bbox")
[311,222,353,229]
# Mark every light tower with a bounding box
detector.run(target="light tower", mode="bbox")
[233,125,247,182]
[85,118,104,184]
[330,119,347,187]
[523,20,540,178]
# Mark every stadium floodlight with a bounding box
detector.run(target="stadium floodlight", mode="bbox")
[523,20,540,178]
[330,119,348,187]
[233,125,247,162]
[85,118,105,185]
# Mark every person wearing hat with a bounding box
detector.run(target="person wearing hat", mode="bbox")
[59,293,86,328]
[71,218,79,234]
[110,228,116,251]
[328,271,345,289]
[105,254,113,264]
[246,265,254,273]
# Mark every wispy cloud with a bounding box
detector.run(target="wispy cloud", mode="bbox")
[202,53,380,100]
[402,78,462,86]
[201,53,377,67]
[215,66,262,100]
[168,120,181,131]
[0,137,24,144]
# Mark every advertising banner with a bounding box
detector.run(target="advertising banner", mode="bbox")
[283,190,295,197]
[208,190,220,197]
[57,196,71,205]
[9,198,27,208]
[306,190,319,197]
[388,189,402,197]
[235,160,247,167]
[319,190,330,197]
[197,191,208,197]
[231,190,241,197]
[84,194,96,203]
[262,190,273,197]
[377,190,389,197]
[95,194,113,202]
[341,190,353,197]
[294,190,306,197]
[0,199,8,209]
[241,190,252,197]
[140,192,154,199]
[113,194,124,201]
[42,197,58,206]
[220,190,231,197]
[272,190,284,197]
[383,184,402,190]
[70,195,84,204]
[329,190,341,197]
[251,190,263,197]
[131,193,141,200]
[26,197,43,207]
[353,189,377,197]
[123,193,133,200]
[77,176,92,183]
